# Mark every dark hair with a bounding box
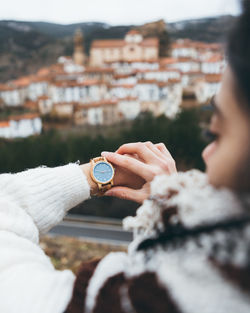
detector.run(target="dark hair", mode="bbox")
[227,0,250,111]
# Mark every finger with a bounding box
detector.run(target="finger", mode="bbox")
[116,142,157,163]
[155,143,173,158]
[143,141,178,174]
[155,143,177,172]
[124,153,142,161]
[144,141,167,161]
[154,143,177,172]
[101,151,154,181]
[105,186,146,204]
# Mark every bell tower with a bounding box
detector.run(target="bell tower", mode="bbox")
[73,29,85,66]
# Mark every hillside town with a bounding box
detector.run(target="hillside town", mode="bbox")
[0,28,225,138]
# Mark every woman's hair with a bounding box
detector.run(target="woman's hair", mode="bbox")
[227,0,250,111]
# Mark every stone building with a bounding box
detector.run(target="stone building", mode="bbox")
[90,30,159,66]
[74,100,119,126]
[73,29,86,66]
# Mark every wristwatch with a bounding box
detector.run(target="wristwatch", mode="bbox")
[90,156,115,196]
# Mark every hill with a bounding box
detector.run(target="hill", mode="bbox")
[0,15,236,82]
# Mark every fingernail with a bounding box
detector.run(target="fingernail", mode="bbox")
[101,151,110,157]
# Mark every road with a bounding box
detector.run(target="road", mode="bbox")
[49,216,133,246]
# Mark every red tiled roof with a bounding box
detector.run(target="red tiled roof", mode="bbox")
[176,57,198,63]
[38,95,49,100]
[76,99,118,109]
[9,113,40,121]
[136,68,180,73]
[110,84,135,89]
[137,79,181,86]
[204,74,222,83]
[140,38,159,47]
[171,39,194,49]
[160,57,179,65]
[137,79,159,84]
[84,67,114,73]
[126,29,141,35]
[0,121,10,128]
[182,71,203,75]
[32,76,50,83]
[23,101,39,109]
[12,76,33,88]
[118,96,138,101]
[92,37,158,49]
[165,78,182,85]
[105,59,159,64]
[52,79,102,87]
[92,40,125,48]
[37,64,65,77]
[171,39,222,51]
[204,54,223,63]
[37,67,51,77]
[0,84,12,91]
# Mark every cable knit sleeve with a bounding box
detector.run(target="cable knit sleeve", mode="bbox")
[0,163,90,239]
[0,163,91,313]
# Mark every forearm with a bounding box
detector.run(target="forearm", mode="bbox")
[0,163,90,235]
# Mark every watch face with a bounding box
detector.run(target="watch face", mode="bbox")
[93,162,114,183]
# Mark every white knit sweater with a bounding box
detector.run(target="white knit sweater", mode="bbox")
[0,163,90,313]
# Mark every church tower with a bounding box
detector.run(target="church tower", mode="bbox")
[73,29,85,66]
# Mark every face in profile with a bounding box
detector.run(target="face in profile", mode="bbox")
[202,67,250,192]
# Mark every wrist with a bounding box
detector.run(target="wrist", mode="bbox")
[80,163,98,196]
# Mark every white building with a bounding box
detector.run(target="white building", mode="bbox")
[74,100,119,126]
[27,78,49,101]
[0,86,27,107]
[110,61,159,75]
[167,57,200,74]
[136,69,181,82]
[0,121,11,138]
[58,56,85,74]
[201,54,225,74]
[171,39,199,59]
[50,80,107,104]
[118,97,141,120]
[109,84,137,100]
[195,74,222,104]
[0,114,42,139]
[38,96,53,115]
[136,79,183,118]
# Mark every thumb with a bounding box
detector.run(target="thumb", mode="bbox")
[105,186,145,204]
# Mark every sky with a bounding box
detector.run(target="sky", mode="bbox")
[0,0,241,25]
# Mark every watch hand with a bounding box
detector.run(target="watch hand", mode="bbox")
[96,170,111,173]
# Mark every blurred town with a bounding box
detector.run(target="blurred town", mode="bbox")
[0,25,224,139]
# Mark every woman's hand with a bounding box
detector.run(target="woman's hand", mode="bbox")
[101,142,177,203]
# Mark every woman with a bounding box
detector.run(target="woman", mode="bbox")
[1,2,250,313]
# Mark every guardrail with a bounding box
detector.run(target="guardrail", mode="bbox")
[64,214,123,227]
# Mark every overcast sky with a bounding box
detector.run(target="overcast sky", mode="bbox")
[0,0,240,25]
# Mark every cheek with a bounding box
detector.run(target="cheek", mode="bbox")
[204,136,249,189]
[204,141,232,188]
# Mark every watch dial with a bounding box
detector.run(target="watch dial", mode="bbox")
[93,162,114,183]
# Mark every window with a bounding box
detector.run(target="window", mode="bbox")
[82,110,88,118]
